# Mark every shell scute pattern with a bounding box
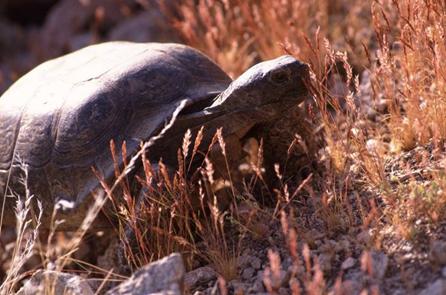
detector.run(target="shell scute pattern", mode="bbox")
[0,42,232,229]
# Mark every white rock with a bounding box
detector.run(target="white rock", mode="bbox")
[418,279,446,295]
[341,257,356,270]
[17,270,94,295]
[106,253,185,295]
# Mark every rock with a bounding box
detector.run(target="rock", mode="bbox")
[259,269,289,290]
[184,266,218,292]
[430,240,446,266]
[0,20,26,58]
[250,256,262,270]
[357,230,371,246]
[228,280,250,294]
[341,257,356,270]
[106,253,185,295]
[97,238,130,276]
[0,20,35,93]
[39,0,178,59]
[318,252,333,273]
[109,10,179,43]
[237,255,262,270]
[442,267,446,278]
[338,238,351,251]
[371,251,388,280]
[17,270,94,295]
[241,267,256,281]
[68,32,96,52]
[237,255,251,268]
[366,139,387,156]
[250,278,266,293]
[356,71,372,108]
[40,0,134,58]
[356,70,391,120]
[0,225,16,245]
[376,98,389,113]
[329,73,349,102]
[340,279,363,295]
[418,279,446,295]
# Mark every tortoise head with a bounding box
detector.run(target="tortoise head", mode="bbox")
[207,55,310,114]
[150,55,311,167]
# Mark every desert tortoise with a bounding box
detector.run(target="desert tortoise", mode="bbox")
[0,42,309,230]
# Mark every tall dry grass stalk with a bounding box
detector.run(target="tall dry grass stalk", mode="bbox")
[100,127,245,280]
[0,97,188,291]
[161,0,373,76]
[371,0,446,150]
[0,168,42,295]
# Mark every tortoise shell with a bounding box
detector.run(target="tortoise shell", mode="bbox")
[0,42,231,229]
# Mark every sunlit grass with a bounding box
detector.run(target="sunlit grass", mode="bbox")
[2,0,446,293]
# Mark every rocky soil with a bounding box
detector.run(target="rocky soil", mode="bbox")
[0,0,180,95]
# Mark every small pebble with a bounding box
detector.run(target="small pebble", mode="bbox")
[250,256,262,270]
[241,267,255,281]
[341,257,356,270]
[430,241,446,266]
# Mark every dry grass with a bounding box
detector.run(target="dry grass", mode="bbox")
[2,0,446,293]
[102,127,247,281]
[163,0,446,292]
[0,168,42,295]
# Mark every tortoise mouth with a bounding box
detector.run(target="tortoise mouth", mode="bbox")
[178,96,215,116]
[176,90,309,131]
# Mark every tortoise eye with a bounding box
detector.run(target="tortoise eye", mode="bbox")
[271,71,291,84]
